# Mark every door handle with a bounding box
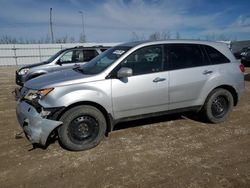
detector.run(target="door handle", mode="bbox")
[203,70,213,75]
[153,77,166,83]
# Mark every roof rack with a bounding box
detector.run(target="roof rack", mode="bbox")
[72,45,105,49]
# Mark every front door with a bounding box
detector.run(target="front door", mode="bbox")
[111,45,169,119]
[54,50,83,72]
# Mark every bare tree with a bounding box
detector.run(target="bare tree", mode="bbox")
[166,31,171,39]
[79,33,86,43]
[0,34,79,44]
[70,36,75,43]
[130,32,145,41]
[149,32,160,41]
[149,31,171,41]
[0,35,17,44]
[175,32,181,39]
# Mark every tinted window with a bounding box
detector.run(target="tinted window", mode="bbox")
[167,44,206,70]
[204,45,230,64]
[83,50,98,62]
[121,45,163,76]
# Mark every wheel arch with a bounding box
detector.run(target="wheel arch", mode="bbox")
[208,85,238,106]
[56,101,113,135]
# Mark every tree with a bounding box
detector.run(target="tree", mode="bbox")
[175,32,181,39]
[130,32,145,41]
[148,31,171,41]
[70,36,75,43]
[149,32,161,41]
[79,33,86,43]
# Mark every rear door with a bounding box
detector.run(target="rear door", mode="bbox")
[166,44,213,110]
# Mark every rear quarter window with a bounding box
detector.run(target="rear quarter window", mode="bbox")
[203,45,230,64]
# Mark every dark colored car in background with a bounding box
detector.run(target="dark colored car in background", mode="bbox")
[234,47,250,59]
[241,48,250,66]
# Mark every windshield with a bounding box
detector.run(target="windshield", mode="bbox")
[79,46,131,75]
[46,50,64,63]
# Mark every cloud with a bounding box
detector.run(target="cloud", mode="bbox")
[236,14,250,27]
[200,13,250,39]
[0,0,249,41]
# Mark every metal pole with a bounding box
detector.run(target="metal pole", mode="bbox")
[38,45,41,61]
[79,11,85,42]
[13,45,18,66]
[50,8,54,43]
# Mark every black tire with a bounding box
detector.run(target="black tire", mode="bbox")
[202,88,234,123]
[58,105,106,151]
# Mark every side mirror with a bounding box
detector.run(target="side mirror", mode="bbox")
[56,59,62,66]
[117,67,133,78]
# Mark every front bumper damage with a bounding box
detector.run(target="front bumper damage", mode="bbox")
[16,101,62,146]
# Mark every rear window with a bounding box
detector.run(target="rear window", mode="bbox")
[204,45,230,64]
[83,50,98,62]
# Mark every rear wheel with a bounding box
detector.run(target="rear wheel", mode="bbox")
[202,88,234,123]
[58,105,106,151]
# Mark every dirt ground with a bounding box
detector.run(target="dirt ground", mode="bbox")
[0,66,250,188]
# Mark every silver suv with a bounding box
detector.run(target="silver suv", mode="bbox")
[16,46,109,86]
[16,40,245,151]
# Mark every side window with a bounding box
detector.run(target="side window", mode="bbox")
[121,45,163,76]
[83,50,98,62]
[60,50,82,63]
[204,45,230,64]
[60,51,73,63]
[167,44,205,70]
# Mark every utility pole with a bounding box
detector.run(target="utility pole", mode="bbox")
[50,8,54,43]
[78,11,85,42]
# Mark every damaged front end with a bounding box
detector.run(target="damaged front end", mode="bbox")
[16,87,63,146]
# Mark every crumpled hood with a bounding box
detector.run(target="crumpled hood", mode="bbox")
[24,69,98,89]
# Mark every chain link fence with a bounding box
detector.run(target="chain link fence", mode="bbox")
[0,43,119,66]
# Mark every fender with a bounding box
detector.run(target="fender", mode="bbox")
[197,63,243,106]
[39,79,113,116]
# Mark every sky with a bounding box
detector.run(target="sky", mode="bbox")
[0,0,250,42]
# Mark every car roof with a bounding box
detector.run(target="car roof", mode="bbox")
[117,39,235,62]
[61,45,109,52]
[119,40,226,48]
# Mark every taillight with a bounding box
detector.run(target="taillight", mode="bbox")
[240,64,245,73]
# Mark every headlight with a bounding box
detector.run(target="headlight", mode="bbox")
[24,88,54,101]
[18,68,30,75]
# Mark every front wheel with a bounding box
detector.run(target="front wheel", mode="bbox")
[58,105,106,151]
[202,88,234,123]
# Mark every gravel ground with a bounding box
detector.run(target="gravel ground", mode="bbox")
[0,66,250,188]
